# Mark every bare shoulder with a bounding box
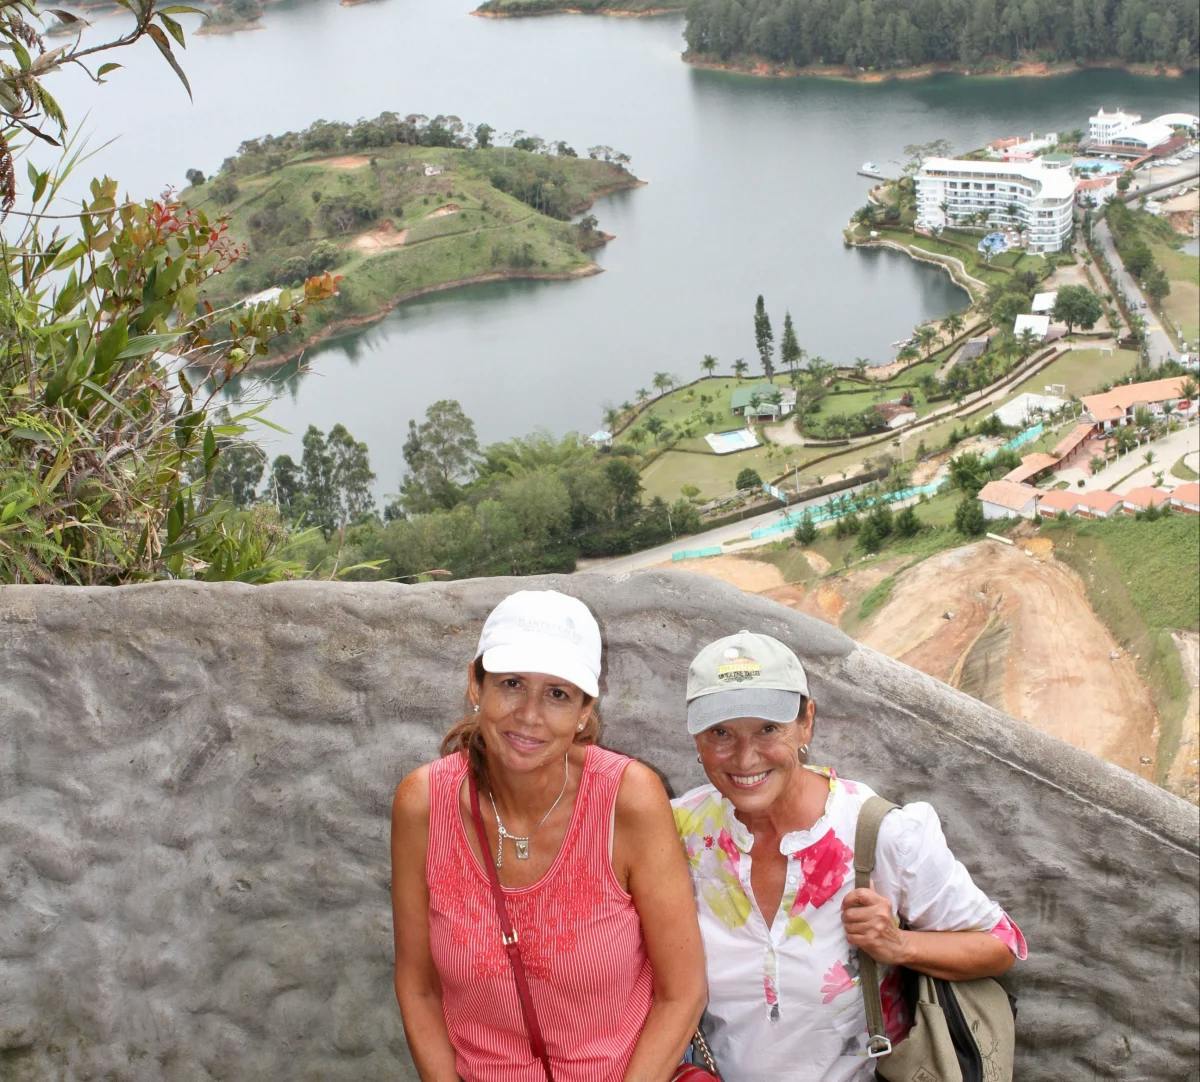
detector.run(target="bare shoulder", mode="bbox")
[392,762,433,828]
[614,758,671,820]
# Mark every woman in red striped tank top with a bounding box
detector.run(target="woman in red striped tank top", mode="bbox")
[391,589,706,1082]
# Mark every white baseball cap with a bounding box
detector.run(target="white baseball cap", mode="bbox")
[686,630,809,734]
[475,590,602,698]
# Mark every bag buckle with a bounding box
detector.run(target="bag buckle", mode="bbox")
[502,929,519,946]
[866,1035,892,1058]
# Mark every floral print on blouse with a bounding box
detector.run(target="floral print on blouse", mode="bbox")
[673,768,1026,1082]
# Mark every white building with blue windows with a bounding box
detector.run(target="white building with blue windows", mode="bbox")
[914,157,1076,253]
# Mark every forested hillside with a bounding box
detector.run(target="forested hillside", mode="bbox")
[683,0,1199,72]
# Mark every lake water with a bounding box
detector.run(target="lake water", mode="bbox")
[50,3,1198,492]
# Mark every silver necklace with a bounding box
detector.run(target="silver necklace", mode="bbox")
[486,754,570,868]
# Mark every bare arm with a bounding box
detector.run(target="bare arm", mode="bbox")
[614,763,707,1082]
[391,765,463,1082]
[841,887,1015,981]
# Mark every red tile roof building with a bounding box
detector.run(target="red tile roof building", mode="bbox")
[1081,378,1189,428]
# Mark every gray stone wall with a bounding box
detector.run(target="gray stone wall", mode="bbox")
[1,576,1197,1081]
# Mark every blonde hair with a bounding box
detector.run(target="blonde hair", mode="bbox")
[441,658,601,781]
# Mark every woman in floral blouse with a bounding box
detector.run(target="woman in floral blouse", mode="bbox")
[673,631,1026,1082]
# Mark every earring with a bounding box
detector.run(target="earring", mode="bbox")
[696,754,702,764]
[798,743,810,761]
[471,704,479,714]
[576,723,585,732]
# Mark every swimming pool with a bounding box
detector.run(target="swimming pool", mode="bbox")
[1073,158,1125,175]
[705,429,759,454]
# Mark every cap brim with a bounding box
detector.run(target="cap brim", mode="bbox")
[481,640,599,698]
[687,688,802,734]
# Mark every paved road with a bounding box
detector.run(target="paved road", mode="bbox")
[1091,215,1174,369]
[1056,419,1200,492]
[1124,167,1200,201]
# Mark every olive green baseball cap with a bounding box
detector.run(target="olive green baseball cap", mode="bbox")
[686,630,809,734]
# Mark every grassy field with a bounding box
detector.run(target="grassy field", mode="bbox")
[1171,455,1199,481]
[1152,241,1200,349]
[184,144,637,360]
[994,347,1139,405]
[1046,513,1200,785]
[639,444,781,499]
[1118,208,1199,350]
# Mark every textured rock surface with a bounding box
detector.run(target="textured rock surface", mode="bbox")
[1,576,1197,1081]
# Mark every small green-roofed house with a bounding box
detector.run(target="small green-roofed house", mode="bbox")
[730,383,780,417]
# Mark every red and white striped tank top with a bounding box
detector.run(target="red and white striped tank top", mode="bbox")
[426,745,654,1082]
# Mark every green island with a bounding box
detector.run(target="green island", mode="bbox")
[683,0,1198,79]
[183,115,639,367]
[474,0,680,17]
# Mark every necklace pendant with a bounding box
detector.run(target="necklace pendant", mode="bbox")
[514,838,531,860]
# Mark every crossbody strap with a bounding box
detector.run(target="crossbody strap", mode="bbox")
[467,772,555,1082]
[854,794,900,1059]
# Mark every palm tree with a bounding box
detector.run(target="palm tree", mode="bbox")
[808,356,832,385]
[628,426,648,449]
[701,354,718,377]
[914,325,938,358]
[636,387,650,404]
[603,406,620,429]
[652,371,673,395]
[733,358,749,379]
[897,343,920,365]
[943,312,965,339]
[1017,328,1038,360]
[854,357,870,379]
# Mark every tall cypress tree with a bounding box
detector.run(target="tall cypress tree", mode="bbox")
[754,294,775,379]
[780,311,801,373]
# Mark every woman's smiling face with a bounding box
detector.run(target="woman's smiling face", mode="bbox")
[694,702,814,815]
[469,666,591,775]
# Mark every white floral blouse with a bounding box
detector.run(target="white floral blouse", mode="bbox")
[672,767,1027,1082]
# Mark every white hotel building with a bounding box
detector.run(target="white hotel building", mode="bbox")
[915,157,1076,252]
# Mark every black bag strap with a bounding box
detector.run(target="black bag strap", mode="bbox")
[854,794,899,1059]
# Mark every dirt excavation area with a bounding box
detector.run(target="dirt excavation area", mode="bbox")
[853,542,1156,780]
[652,555,787,593]
[352,221,409,252]
[670,540,1159,782]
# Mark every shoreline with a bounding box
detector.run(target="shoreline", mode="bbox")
[846,232,986,301]
[473,5,681,18]
[242,265,603,373]
[684,53,1190,83]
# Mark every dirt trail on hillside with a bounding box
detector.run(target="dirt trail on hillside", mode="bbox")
[856,541,1156,779]
[321,155,370,170]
